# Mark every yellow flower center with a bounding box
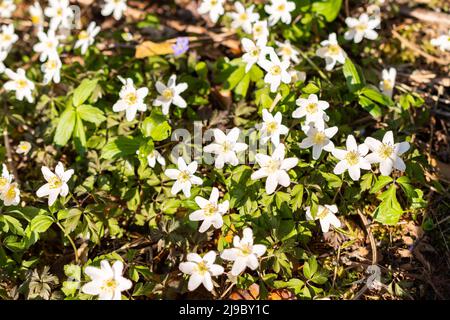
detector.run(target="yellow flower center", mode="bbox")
[31,15,41,24]
[16,79,28,89]
[317,207,329,219]
[306,103,318,114]
[102,279,118,291]
[239,13,248,21]
[254,26,262,34]
[250,48,259,57]
[2,34,12,41]
[78,31,89,40]
[239,244,252,256]
[124,92,137,105]
[313,132,326,144]
[0,177,7,188]
[345,151,360,166]
[20,144,29,151]
[270,65,281,75]
[266,159,280,173]
[5,185,16,199]
[178,170,190,182]
[383,79,393,90]
[328,44,341,55]
[282,46,292,57]
[356,23,367,32]
[48,176,62,189]
[266,121,278,134]
[210,0,218,5]
[46,60,58,69]
[196,261,209,274]
[378,144,394,159]
[57,8,63,16]
[277,4,285,11]
[222,141,232,153]
[162,88,173,100]
[203,203,217,217]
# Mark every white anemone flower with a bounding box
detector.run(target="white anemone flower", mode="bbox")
[74,22,101,55]
[305,205,341,233]
[259,109,289,146]
[29,1,44,27]
[332,135,371,181]
[292,94,330,126]
[45,0,74,30]
[344,13,380,43]
[220,228,267,276]
[251,143,298,194]
[379,67,396,98]
[204,128,248,169]
[0,24,18,52]
[259,51,291,92]
[275,40,300,64]
[189,187,229,233]
[230,2,259,34]
[299,122,337,160]
[264,0,296,26]
[316,33,347,71]
[112,78,148,121]
[81,260,132,300]
[16,141,32,155]
[0,0,15,19]
[41,57,62,84]
[4,68,35,103]
[101,0,127,20]
[33,29,60,62]
[146,149,165,168]
[1,182,20,206]
[0,164,12,192]
[252,20,269,42]
[153,75,188,115]
[0,50,7,73]
[364,131,410,176]
[179,251,224,292]
[164,157,203,198]
[198,0,225,24]
[430,32,450,52]
[241,38,274,73]
[36,161,74,206]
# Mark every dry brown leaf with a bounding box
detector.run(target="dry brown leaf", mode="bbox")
[135,41,174,58]
[268,289,296,300]
[229,283,259,300]
[429,156,450,183]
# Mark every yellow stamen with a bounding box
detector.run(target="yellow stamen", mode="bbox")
[345,151,360,166]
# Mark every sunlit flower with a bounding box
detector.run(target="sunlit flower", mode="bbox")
[292,94,329,126]
[289,69,306,83]
[378,67,396,98]
[364,131,410,176]
[29,1,44,27]
[344,13,380,43]
[264,0,295,26]
[251,143,298,194]
[305,204,341,233]
[299,122,337,160]
[45,0,74,30]
[316,33,346,71]
[101,0,127,21]
[16,141,32,155]
[179,251,224,291]
[220,228,266,276]
[74,22,101,55]
[0,0,16,19]
[41,56,62,84]
[164,157,203,198]
[430,32,450,52]
[36,161,74,206]
[0,50,7,73]
[0,164,13,194]
[146,149,165,168]
[190,187,229,233]
[154,75,187,115]
[204,128,248,169]
[252,20,269,42]
[259,51,291,92]
[113,78,148,121]
[1,182,20,206]
[81,260,132,300]
[198,0,225,24]
[241,38,274,73]
[33,29,60,62]
[275,40,300,64]
[230,2,259,34]
[259,109,288,146]
[0,24,18,52]
[332,135,371,181]
[4,68,35,103]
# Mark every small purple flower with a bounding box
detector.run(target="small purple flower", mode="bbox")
[172,37,189,57]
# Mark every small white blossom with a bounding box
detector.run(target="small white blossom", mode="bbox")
[204,128,248,169]
[179,251,224,291]
[0,0,15,19]
[0,24,18,52]
[164,157,203,198]
[379,67,396,98]
[292,94,329,127]
[101,0,127,20]
[306,205,341,233]
[45,0,74,30]
[1,182,20,206]
[264,0,296,26]
[146,149,165,168]
[230,2,259,34]
[316,33,347,71]
[29,1,44,27]
[220,228,267,276]
[289,69,306,83]
[344,13,380,43]
[259,51,291,92]
[41,57,62,84]
[16,141,32,155]
[113,78,148,121]
[0,50,7,73]
[74,22,101,55]
[0,164,13,194]
[81,260,132,300]
[36,161,74,206]
[364,131,410,176]
[259,109,289,146]
[4,68,35,103]
[299,122,337,160]
[332,135,371,181]
[430,32,450,51]
[252,20,269,42]
[198,0,225,24]
[251,143,298,194]
[189,187,229,233]
[275,40,300,64]
[33,29,60,62]
[153,75,188,115]
[241,38,274,73]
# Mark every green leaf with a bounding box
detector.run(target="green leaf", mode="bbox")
[30,214,54,233]
[373,184,403,225]
[303,256,318,279]
[320,172,342,188]
[360,173,373,191]
[72,79,98,107]
[101,136,142,160]
[54,107,76,146]
[312,0,342,22]
[358,95,382,118]
[343,58,364,93]
[141,110,172,141]
[58,208,82,235]
[370,176,393,193]
[224,64,246,90]
[76,104,106,125]
[290,184,304,211]
[73,114,86,153]
[359,86,393,107]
